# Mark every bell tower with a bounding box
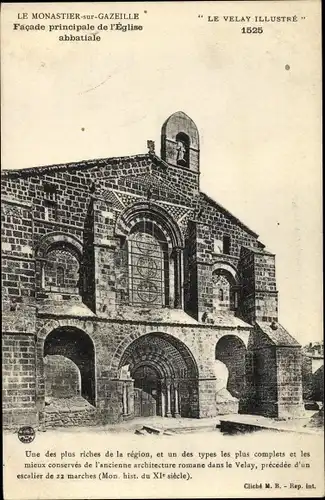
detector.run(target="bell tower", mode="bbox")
[161,111,200,174]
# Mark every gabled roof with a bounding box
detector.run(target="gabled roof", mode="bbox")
[241,245,272,255]
[256,321,301,347]
[201,192,261,239]
[2,151,262,243]
[1,154,150,177]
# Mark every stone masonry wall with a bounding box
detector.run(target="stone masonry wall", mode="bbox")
[2,334,37,427]
[302,355,313,401]
[44,355,81,399]
[2,198,35,312]
[196,195,262,260]
[183,221,198,319]
[276,347,304,417]
[82,200,96,311]
[238,247,278,324]
[238,247,255,322]
[252,346,278,416]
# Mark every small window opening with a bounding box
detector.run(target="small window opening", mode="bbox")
[44,200,58,221]
[43,182,57,202]
[223,235,231,255]
[43,183,58,221]
[57,266,65,287]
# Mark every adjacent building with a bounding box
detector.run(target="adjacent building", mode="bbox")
[302,342,324,403]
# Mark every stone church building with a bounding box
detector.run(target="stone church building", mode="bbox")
[2,112,304,428]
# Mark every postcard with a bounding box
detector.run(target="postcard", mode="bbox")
[1,1,323,499]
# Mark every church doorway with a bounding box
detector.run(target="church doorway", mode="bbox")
[119,332,199,418]
[133,365,160,417]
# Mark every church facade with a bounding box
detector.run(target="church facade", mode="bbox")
[2,112,304,428]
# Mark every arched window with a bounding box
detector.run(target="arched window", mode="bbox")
[175,132,190,167]
[43,246,80,293]
[126,220,170,307]
[212,269,236,311]
[114,203,184,309]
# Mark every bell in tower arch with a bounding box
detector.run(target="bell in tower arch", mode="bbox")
[176,132,190,167]
[160,111,200,174]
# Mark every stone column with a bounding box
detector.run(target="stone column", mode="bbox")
[174,382,180,418]
[174,248,183,309]
[160,383,166,417]
[122,382,128,416]
[166,382,172,417]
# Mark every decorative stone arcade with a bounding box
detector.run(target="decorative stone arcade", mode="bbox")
[118,332,199,418]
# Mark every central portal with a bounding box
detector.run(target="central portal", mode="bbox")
[133,365,160,417]
[119,332,199,418]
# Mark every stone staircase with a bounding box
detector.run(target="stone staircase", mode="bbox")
[44,396,98,428]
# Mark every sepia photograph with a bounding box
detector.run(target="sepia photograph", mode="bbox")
[1,1,323,499]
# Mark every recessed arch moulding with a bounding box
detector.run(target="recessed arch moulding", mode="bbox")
[110,200,186,311]
[35,232,85,304]
[115,201,185,249]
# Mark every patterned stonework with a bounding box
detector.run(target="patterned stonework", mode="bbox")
[1,204,23,218]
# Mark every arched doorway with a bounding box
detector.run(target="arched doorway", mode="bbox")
[44,327,96,406]
[132,364,161,417]
[119,333,199,418]
[215,335,246,398]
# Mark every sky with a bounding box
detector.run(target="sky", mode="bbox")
[1,2,322,344]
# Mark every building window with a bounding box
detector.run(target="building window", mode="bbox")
[214,239,223,254]
[44,200,58,221]
[43,183,58,221]
[116,220,173,308]
[128,229,169,307]
[43,182,57,202]
[223,235,231,255]
[212,269,236,311]
[43,247,79,292]
[233,290,239,309]
[57,266,65,287]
